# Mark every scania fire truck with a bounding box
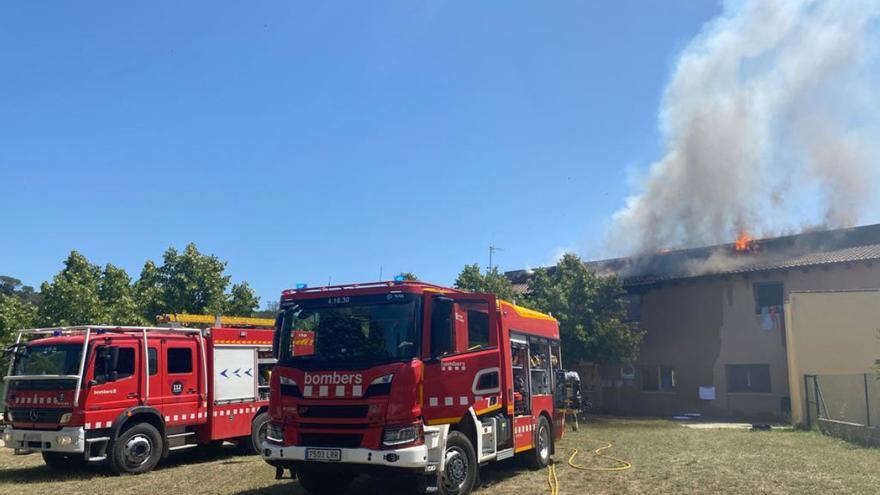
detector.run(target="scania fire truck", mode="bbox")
[262,281,566,495]
[2,319,276,474]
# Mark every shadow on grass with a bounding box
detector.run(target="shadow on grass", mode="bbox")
[234,457,528,495]
[0,445,244,485]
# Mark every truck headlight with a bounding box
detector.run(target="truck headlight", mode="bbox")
[382,422,423,447]
[2,431,12,443]
[266,422,284,443]
[56,435,74,446]
[59,413,72,424]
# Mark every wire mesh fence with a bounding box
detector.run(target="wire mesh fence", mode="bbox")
[804,373,880,446]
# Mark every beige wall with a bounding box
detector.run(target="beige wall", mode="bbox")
[785,290,880,425]
[600,261,880,420]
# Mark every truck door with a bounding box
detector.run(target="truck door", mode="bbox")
[422,294,502,424]
[86,340,141,423]
[159,339,202,425]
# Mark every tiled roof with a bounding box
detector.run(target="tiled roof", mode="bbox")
[506,224,880,288]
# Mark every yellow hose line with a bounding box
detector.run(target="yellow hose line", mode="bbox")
[546,440,632,494]
[567,441,632,472]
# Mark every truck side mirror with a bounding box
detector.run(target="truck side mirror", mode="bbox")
[430,296,454,359]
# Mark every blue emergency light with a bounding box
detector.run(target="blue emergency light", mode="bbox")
[394,275,406,282]
[295,283,308,289]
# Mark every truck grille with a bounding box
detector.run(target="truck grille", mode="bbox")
[300,433,363,448]
[298,405,368,419]
[8,408,69,423]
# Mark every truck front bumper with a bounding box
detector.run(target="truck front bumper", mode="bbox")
[261,441,429,471]
[2,426,86,454]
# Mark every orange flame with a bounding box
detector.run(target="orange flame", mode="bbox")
[734,233,754,252]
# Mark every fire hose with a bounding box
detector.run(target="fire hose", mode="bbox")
[547,441,632,495]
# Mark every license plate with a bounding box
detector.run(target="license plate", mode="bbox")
[305,448,341,462]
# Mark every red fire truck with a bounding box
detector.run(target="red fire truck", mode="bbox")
[262,281,566,495]
[2,321,276,474]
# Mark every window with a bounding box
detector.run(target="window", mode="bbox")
[465,307,489,350]
[167,348,193,374]
[148,348,157,376]
[529,338,550,395]
[116,348,135,379]
[93,347,135,380]
[754,282,783,314]
[430,297,455,358]
[726,364,771,393]
[642,366,676,391]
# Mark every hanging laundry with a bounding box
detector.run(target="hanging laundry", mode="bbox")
[761,306,774,330]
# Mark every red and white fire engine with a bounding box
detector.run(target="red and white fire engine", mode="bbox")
[2,317,276,474]
[262,281,566,495]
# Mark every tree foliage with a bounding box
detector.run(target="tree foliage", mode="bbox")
[525,254,642,366]
[453,264,517,301]
[226,282,261,316]
[396,272,419,281]
[38,251,106,326]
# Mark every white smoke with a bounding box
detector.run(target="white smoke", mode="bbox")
[609,0,880,255]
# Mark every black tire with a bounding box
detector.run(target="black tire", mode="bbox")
[42,451,86,470]
[297,465,355,495]
[237,412,269,455]
[108,422,164,475]
[525,416,552,470]
[439,430,477,495]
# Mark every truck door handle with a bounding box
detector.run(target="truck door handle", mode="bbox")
[127,392,139,398]
[187,388,197,394]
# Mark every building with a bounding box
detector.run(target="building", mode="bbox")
[506,224,880,421]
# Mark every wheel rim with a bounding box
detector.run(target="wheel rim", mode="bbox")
[443,446,469,492]
[123,434,153,467]
[537,424,550,461]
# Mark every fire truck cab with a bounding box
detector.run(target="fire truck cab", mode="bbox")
[2,322,275,474]
[262,281,565,495]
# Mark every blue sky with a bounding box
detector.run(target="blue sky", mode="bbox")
[0,1,720,306]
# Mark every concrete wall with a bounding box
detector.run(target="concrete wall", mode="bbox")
[598,261,880,420]
[785,289,880,425]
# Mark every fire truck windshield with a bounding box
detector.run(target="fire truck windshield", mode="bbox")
[278,293,421,366]
[12,344,83,376]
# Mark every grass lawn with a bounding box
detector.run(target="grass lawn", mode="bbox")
[1,418,878,495]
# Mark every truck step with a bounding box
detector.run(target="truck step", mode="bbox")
[168,443,198,452]
[166,432,195,439]
[85,437,110,443]
[87,456,107,462]
[495,448,514,460]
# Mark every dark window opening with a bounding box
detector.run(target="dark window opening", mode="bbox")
[167,348,193,374]
[642,366,675,391]
[94,347,135,380]
[726,364,771,393]
[466,308,489,351]
[148,348,158,376]
[754,282,783,314]
[476,371,499,391]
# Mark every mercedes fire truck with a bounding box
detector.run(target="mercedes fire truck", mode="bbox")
[2,320,276,474]
[262,281,566,495]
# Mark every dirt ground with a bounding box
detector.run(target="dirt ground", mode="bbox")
[1,418,878,495]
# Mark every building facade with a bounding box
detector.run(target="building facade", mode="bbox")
[508,224,880,421]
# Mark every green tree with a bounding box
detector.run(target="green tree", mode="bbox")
[38,251,105,326]
[0,275,40,306]
[226,282,260,316]
[133,260,165,323]
[453,264,517,301]
[397,272,419,281]
[525,253,642,366]
[156,243,230,316]
[0,293,38,372]
[99,264,143,325]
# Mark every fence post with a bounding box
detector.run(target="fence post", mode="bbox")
[814,375,821,421]
[864,373,871,428]
[803,375,811,428]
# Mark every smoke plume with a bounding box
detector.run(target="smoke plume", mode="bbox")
[608,0,880,255]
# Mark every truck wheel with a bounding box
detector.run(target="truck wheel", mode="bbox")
[439,431,477,495]
[109,423,163,475]
[524,416,552,470]
[297,465,355,494]
[42,451,86,470]
[238,412,269,455]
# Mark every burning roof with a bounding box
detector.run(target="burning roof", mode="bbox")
[507,224,880,288]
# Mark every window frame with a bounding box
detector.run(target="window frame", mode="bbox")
[166,347,194,375]
[641,365,676,392]
[726,364,771,394]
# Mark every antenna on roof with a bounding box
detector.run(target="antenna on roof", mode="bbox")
[489,245,504,272]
